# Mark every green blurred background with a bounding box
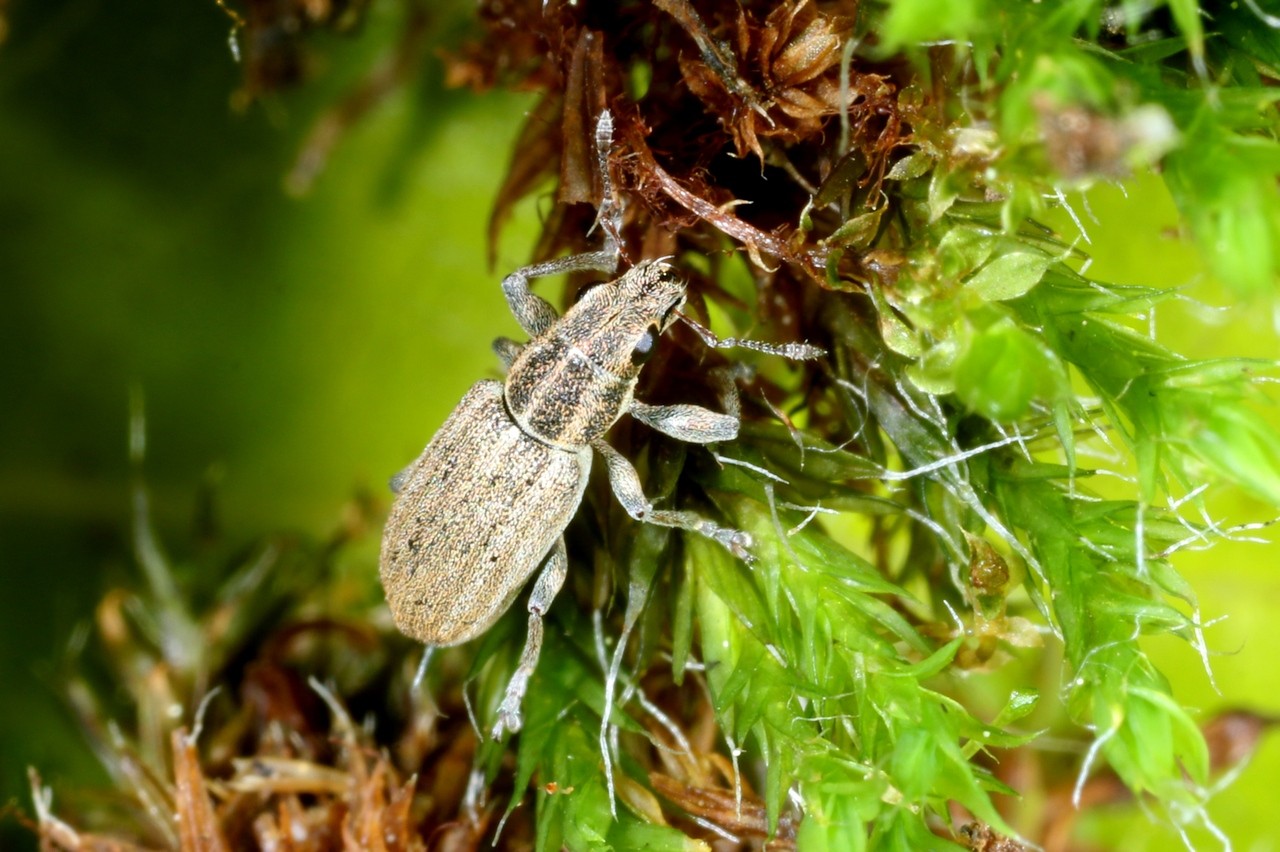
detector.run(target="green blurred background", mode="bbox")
[0,0,536,842]
[1,1,1277,848]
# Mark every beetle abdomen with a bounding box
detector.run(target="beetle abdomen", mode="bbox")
[379,380,591,646]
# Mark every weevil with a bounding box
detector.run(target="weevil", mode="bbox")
[379,111,820,738]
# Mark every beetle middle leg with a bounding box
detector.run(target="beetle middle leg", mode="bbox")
[629,400,739,444]
[628,359,756,445]
[492,336,523,370]
[592,438,753,559]
[492,536,569,738]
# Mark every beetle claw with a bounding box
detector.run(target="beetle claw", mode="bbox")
[714,528,753,562]
[492,702,523,739]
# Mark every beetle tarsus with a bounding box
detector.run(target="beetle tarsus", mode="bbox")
[492,701,523,739]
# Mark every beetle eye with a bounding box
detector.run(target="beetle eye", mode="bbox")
[631,326,659,366]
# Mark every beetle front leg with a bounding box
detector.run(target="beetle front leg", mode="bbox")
[492,536,568,739]
[500,240,624,335]
[500,110,624,337]
[592,439,753,560]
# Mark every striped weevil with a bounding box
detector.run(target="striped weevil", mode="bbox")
[379,110,822,738]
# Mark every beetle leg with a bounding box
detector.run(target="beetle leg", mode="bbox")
[592,438,753,560]
[709,363,752,422]
[498,222,620,337]
[492,336,523,370]
[629,362,753,443]
[492,536,568,739]
[500,263,564,337]
[388,462,413,495]
[629,401,738,444]
[499,110,623,337]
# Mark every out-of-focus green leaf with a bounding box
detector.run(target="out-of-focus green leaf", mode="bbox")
[1160,388,1280,505]
[1165,114,1280,295]
[869,283,923,357]
[993,689,1040,727]
[886,151,934,181]
[1165,0,1205,67]
[907,338,959,395]
[826,205,886,250]
[953,317,1067,420]
[936,225,996,282]
[877,0,987,52]
[927,168,961,222]
[965,251,1052,301]
[795,757,882,852]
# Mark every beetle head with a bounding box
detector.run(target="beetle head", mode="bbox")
[561,259,687,380]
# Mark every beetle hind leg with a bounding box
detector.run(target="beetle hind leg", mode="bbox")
[492,536,569,739]
[413,645,435,690]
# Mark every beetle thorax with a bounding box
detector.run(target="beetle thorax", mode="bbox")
[504,261,686,449]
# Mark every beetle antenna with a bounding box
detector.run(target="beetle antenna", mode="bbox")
[677,311,826,361]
